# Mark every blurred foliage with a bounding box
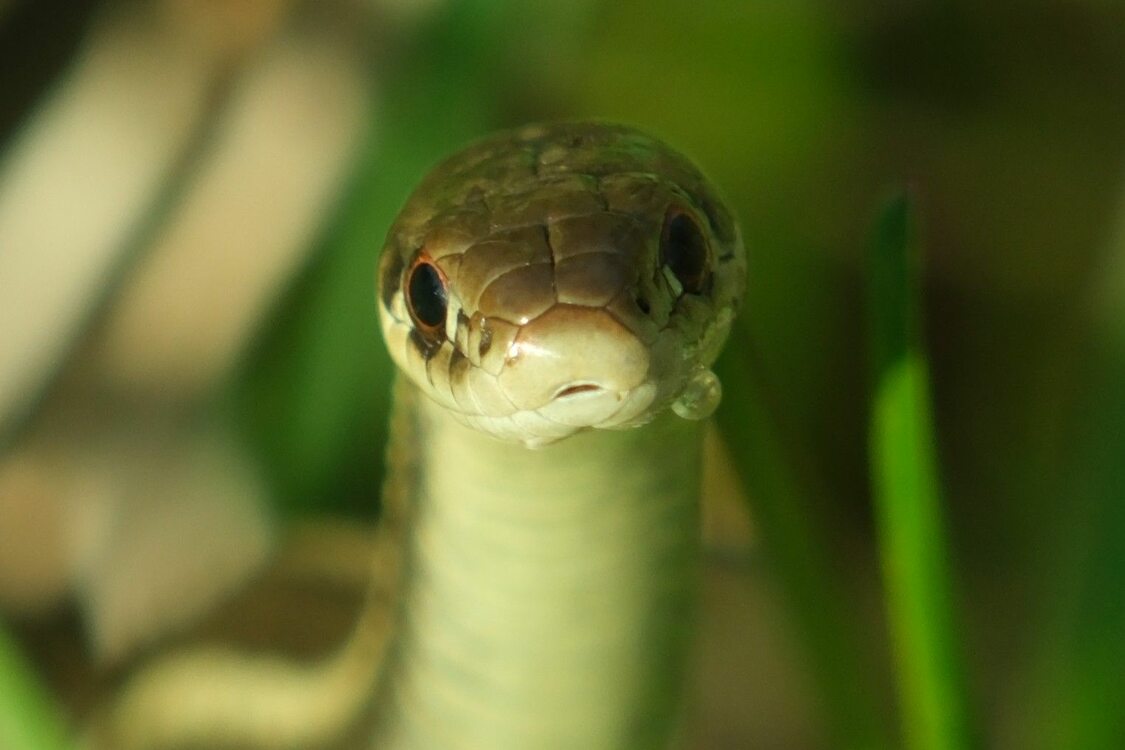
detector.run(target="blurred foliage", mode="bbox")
[0,0,100,145]
[1023,192,1125,748]
[0,622,71,750]
[2,0,1124,747]
[868,194,972,750]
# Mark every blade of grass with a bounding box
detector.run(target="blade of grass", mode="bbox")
[867,192,973,750]
[715,334,888,750]
[0,620,72,750]
[1026,179,1125,749]
[1044,365,1125,747]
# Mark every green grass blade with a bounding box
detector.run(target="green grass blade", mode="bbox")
[716,337,888,749]
[0,620,72,750]
[867,192,973,750]
[1026,186,1125,749]
[1045,372,1125,747]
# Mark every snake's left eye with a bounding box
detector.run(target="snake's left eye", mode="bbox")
[661,207,711,295]
[406,258,448,335]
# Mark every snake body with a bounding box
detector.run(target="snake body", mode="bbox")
[372,391,703,748]
[372,122,745,748]
[101,122,745,749]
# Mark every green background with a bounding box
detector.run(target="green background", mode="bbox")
[2,1,1123,748]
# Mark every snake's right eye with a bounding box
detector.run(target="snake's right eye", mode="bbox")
[660,207,711,296]
[406,258,448,336]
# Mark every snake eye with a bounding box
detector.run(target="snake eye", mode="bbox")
[661,207,711,295]
[406,258,448,335]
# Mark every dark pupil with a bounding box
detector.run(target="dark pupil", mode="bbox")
[662,212,709,295]
[408,262,447,329]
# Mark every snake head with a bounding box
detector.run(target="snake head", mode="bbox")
[377,122,746,447]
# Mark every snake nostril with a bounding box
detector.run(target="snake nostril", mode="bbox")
[555,383,603,399]
[635,295,651,315]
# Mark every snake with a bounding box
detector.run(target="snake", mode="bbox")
[99,121,746,749]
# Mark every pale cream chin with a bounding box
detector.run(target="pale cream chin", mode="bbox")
[451,381,660,448]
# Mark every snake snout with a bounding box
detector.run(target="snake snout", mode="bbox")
[495,304,650,422]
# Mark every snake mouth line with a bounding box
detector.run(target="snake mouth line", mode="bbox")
[554,383,604,399]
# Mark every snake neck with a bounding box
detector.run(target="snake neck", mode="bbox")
[372,391,704,750]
